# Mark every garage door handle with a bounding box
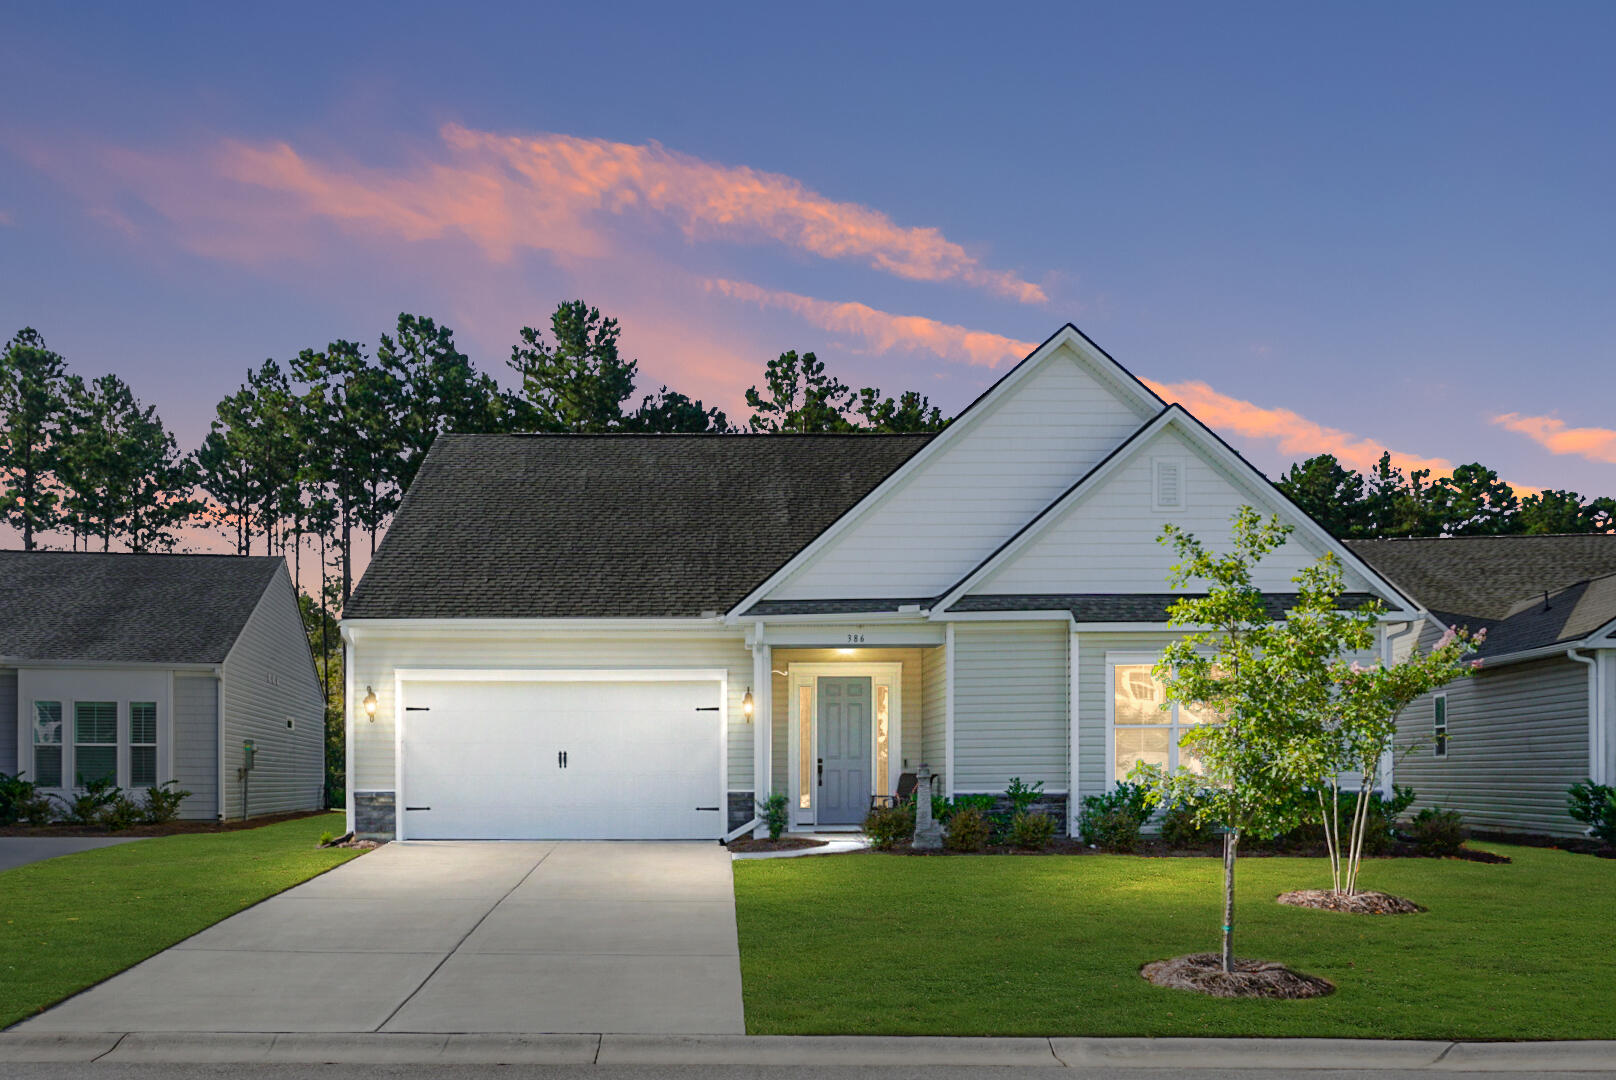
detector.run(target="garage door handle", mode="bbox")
[406,806,431,811]
[695,806,720,811]
[694,706,719,712]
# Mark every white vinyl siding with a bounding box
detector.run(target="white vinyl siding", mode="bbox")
[172,675,219,820]
[921,645,947,775]
[350,628,753,794]
[0,668,16,776]
[768,648,927,796]
[951,622,1068,792]
[220,570,326,818]
[973,426,1375,596]
[767,344,1155,601]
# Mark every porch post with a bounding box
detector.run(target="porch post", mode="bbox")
[1068,627,1080,836]
[752,622,771,838]
[944,623,956,800]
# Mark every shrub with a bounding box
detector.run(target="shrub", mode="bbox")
[756,792,789,841]
[990,777,1047,842]
[318,830,337,847]
[1160,794,1217,848]
[1405,806,1467,856]
[863,802,916,850]
[99,791,143,832]
[55,777,123,827]
[1568,780,1616,845]
[140,781,192,825]
[0,772,55,826]
[1077,782,1150,853]
[1009,811,1055,850]
[944,805,990,852]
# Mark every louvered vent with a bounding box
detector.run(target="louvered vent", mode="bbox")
[1153,458,1185,511]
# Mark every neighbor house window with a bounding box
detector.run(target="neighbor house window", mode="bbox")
[1111,661,1221,783]
[32,702,63,788]
[1433,694,1448,759]
[130,702,158,787]
[74,702,118,787]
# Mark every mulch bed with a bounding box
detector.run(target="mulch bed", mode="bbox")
[725,836,829,853]
[1276,888,1425,914]
[1468,828,1616,859]
[0,809,331,838]
[874,838,1509,861]
[1141,953,1334,999]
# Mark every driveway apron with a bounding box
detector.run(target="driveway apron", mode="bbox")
[16,841,744,1035]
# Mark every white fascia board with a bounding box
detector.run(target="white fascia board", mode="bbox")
[341,617,735,637]
[734,610,929,626]
[6,658,220,673]
[760,623,945,648]
[930,609,1077,623]
[722,325,1165,620]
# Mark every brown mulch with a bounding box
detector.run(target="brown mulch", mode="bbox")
[322,836,383,851]
[1468,828,1616,859]
[874,838,1510,861]
[725,836,829,853]
[1141,953,1334,999]
[1276,889,1425,914]
[0,809,332,838]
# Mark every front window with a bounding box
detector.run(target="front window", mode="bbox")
[131,702,158,787]
[33,702,63,787]
[74,702,118,787]
[1112,662,1221,783]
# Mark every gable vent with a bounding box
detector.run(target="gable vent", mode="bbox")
[1153,458,1186,511]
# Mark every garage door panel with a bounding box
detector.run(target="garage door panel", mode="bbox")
[400,677,723,840]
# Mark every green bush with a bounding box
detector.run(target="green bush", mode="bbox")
[0,772,55,826]
[1009,811,1055,850]
[318,830,337,847]
[1077,782,1149,853]
[863,802,916,850]
[756,792,789,841]
[944,805,990,852]
[56,778,123,827]
[1159,794,1217,848]
[1405,806,1467,856]
[1568,780,1616,845]
[100,791,143,832]
[140,781,192,825]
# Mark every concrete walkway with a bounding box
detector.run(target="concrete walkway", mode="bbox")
[0,837,142,872]
[14,841,744,1035]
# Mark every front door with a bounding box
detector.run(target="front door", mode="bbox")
[817,676,871,825]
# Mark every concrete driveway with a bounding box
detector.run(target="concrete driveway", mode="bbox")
[0,837,143,872]
[17,841,744,1035]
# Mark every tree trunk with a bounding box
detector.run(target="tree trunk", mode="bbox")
[1221,830,1239,973]
[317,531,330,701]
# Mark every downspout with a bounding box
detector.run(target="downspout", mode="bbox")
[213,665,226,822]
[1567,648,1601,790]
[1380,620,1419,795]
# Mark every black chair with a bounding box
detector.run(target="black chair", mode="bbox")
[870,771,920,809]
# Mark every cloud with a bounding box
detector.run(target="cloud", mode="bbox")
[0,209,12,226]
[1493,412,1616,465]
[707,279,1036,367]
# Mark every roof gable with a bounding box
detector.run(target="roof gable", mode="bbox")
[937,406,1411,613]
[732,326,1166,611]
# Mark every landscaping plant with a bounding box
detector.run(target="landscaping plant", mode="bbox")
[1160,792,1217,849]
[1567,780,1616,844]
[862,802,915,850]
[1009,811,1056,850]
[0,772,55,826]
[1404,806,1467,856]
[756,792,789,840]
[943,805,989,852]
[1077,783,1150,853]
[54,777,123,827]
[140,781,192,825]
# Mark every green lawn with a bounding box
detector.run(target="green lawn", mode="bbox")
[735,843,1614,1039]
[0,813,359,1029]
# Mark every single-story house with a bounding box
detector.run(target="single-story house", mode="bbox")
[1,551,327,821]
[342,325,1420,841]
[1346,535,1616,837]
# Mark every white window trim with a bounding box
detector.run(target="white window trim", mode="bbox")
[129,701,159,789]
[72,700,120,789]
[1104,651,1210,789]
[785,662,903,830]
[1433,692,1449,759]
[31,700,65,790]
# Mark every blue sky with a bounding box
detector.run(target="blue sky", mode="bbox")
[3,1,1614,508]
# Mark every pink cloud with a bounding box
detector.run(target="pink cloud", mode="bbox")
[706,279,1036,367]
[1493,412,1616,465]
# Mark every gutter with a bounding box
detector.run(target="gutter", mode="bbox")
[1567,648,1604,788]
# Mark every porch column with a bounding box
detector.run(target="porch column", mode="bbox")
[752,623,772,838]
[944,622,956,798]
[1068,628,1080,835]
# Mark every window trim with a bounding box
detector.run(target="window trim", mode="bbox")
[130,701,158,789]
[72,700,120,788]
[1433,692,1448,759]
[1105,651,1216,788]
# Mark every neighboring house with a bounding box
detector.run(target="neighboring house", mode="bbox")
[342,325,1418,841]
[1,551,327,821]
[1347,535,1616,837]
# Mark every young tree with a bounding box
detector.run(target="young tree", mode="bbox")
[855,387,948,433]
[508,302,638,432]
[0,328,69,548]
[744,350,854,433]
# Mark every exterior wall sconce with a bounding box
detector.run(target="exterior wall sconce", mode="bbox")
[742,688,754,721]
[363,686,378,720]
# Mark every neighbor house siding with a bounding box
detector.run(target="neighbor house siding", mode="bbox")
[921,645,947,774]
[768,345,1155,601]
[349,628,754,796]
[172,674,219,820]
[1397,648,1590,837]
[0,667,16,776]
[220,571,326,819]
[951,622,1068,792]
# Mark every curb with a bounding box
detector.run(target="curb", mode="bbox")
[0,1032,1613,1069]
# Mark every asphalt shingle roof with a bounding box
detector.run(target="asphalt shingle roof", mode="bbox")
[1345,535,1616,655]
[344,433,934,619]
[0,551,285,665]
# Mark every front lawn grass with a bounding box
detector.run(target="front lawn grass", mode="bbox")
[734,843,1614,1039]
[0,812,359,1029]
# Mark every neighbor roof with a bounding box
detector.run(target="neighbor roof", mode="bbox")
[0,551,286,665]
[344,434,933,619]
[1346,535,1616,655]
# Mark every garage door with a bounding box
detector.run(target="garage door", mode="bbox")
[398,676,725,840]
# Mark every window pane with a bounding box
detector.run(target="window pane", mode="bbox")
[1114,726,1171,782]
[131,746,157,788]
[1114,665,1169,725]
[875,684,890,798]
[34,745,62,788]
[75,702,117,744]
[75,746,117,786]
[797,685,813,810]
[1434,697,1446,725]
[1180,700,1224,727]
[33,702,63,745]
[131,703,157,744]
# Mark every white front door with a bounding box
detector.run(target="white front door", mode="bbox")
[398,677,724,840]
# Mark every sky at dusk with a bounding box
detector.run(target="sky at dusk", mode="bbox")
[3,0,1615,555]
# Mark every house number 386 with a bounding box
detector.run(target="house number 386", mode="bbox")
[846,633,865,643]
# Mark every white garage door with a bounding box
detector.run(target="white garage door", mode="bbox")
[398,676,725,840]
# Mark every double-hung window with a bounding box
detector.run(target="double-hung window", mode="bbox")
[130,702,158,787]
[32,702,63,787]
[74,702,118,787]
[1110,659,1222,784]
[1433,694,1448,759]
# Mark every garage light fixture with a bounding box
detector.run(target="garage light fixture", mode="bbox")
[742,688,754,721]
[363,687,377,720]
